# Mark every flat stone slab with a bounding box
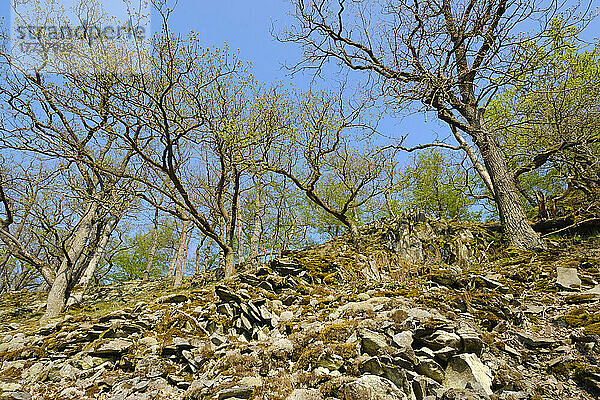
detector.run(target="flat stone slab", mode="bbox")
[556,267,581,290]
[564,293,600,304]
[444,353,493,396]
[215,286,243,304]
[515,331,557,349]
[584,285,600,294]
[217,386,254,400]
[156,294,189,304]
[92,338,133,356]
[0,392,32,400]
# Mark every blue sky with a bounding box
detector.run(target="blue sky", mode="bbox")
[164,0,444,146]
[152,0,600,149]
[169,0,298,82]
[1,0,598,149]
[0,0,447,147]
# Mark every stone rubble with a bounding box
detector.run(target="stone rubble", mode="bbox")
[0,217,598,399]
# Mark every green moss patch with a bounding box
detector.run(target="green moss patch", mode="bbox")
[319,321,358,343]
[556,308,600,335]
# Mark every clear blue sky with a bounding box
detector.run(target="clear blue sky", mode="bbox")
[168,0,299,82]
[163,0,443,146]
[1,1,598,149]
[158,0,599,150]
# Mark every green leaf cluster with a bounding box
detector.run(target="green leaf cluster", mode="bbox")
[391,149,481,221]
[487,20,600,212]
[104,221,176,283]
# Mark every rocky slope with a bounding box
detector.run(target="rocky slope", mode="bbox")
[1,216,599,400]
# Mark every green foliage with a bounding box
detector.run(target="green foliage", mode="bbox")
[298,175,379,239]
[391,149,481,220]
[487,20,600,214]
[104,221,176,283]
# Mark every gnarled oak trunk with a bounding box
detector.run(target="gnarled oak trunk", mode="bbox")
[475,130,546,250]
[67,215,118,306]
[223,246,235,278]
[43,202,98,320]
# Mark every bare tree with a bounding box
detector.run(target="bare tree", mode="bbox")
[0,59,135,318]
[0,151,131,318]
[99,23,272,278]
[172,218,191,288]
[280,0,593,249]
[263,91,395,241]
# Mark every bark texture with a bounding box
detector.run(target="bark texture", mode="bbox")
[173,219,191,288]
[475,131,546,250]
[67,215,118,305]
[44,202,98,320]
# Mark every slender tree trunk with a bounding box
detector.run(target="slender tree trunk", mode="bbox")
[348,220,360,242]
[234,185,245,265]
[167,221,181,278]
[203,238,211,275]
[195,238,204,275]
[144,237,157,281]
[182,228,192,272]
[44,202,98,320]
[536,190,549,220]
[450,126,495,196]
[67,215,118,305]
[237,224,245,265]
[144,208,160,282]
[218,249,225,274]
[475,130,546,250]
[173,220,191,288]
[249,175,263,263]
[168,248,177,277]
[385,192,395,218]
[0,254,9,293]
[223,246,235,278]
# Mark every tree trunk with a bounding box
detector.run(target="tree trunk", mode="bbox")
[203,238,211,275]
[144,209,160,282]
[237,223,245,265]
[450,126,495,196]
[168,248,177,277]
[223,246,235,278]
[385,191,395,218]
[182,228,192,272]
[67,214,118,305]
[249,176,263,263]
[348,220,360,243]
[43,202,98,320]
[475,130,546,250]
[173,220,191,288]
[144,237,157,282]
[168,221,182,278]
[218,250,224,273]
[195,239,203,275]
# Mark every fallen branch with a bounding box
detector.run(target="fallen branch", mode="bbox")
[541,218,600,238]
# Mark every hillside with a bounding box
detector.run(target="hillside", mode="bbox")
[1,216,599,400]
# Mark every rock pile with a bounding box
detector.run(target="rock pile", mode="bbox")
[0,219,599,400]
